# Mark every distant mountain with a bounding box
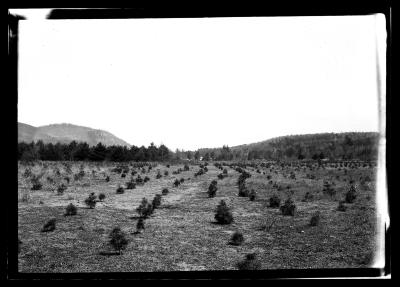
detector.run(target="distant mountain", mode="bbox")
[18,122,131,147]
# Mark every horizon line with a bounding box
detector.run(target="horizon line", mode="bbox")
[18,121,380,151]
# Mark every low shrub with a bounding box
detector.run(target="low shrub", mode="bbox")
[136,218,145,233]
[116,185,125,194]
[208,181,218,198]
[136,198,153,219]
[302,191,314,202]
[337,200,347,212]
[144,176,150,183]
[41,218,56,232]
[136,175,144,185]
[194,169,205,177]
[57,183,67,195]
[229,231,244,246]
[173,179,180,187]
[85,192,97,209]
[31,177,42,191]
[105,175,110,182]
[345,185,357,203]
[269,194,281,208]
[98,193,106,201]
[152,194,162,209]
[309,211,320,226]
[23,168,32,178]
[65,203,77,216]
[238,182,249,197]
[126,180,136,190]
[323,181,336,197]
[280,198,296,216]
[162,188,169,195]
[248,190,257,201]
[237,253,261,270]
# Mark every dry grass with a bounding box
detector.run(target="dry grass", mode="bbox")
[18,161,378,272]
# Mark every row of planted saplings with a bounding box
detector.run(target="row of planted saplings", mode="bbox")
[38,186,171,255]
[203,168,263,270]
[236,167,321,225]
[27,164,111,193]
[206,171,229,198]
[236,169,257,201]
[99,188,168,254]
[206,166,233,198]
[213,198,261,269]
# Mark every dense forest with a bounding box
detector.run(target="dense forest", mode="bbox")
[18,141,171,162]
[18,132,380,162]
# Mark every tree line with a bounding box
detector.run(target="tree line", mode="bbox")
[18,141,171,162]
[18,132,379,162]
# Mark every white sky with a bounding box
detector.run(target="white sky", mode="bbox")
[15,12,385,151]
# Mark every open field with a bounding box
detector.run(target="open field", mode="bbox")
[17,160,378,272]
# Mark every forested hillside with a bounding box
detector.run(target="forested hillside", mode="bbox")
[191,132,379,161]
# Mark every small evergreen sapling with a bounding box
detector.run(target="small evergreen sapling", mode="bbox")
[116,185,125,194]
[229,231,244,246]
[208,181,218,198]
[345,184,357,203]
[173,179,180,187]
[85,192,97,209]
[126,180,136,190]
[214,200,233,224]
[280,198,296,216]
[136,198,153,219]
[248,190,257,201]
[31,176,42,191]
[237,253,261,270]
[109,227,128,255]
[57,183,67,195]
[41,218,56,232]
[302,191,314,202]
[152,194,162,209]
[337,200,347,212]
[269,194,281,208]
[136,218,145,233]
[309,211,320,226]
[65,203,77,216]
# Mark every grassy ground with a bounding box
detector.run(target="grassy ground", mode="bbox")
[17,161,378,272]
